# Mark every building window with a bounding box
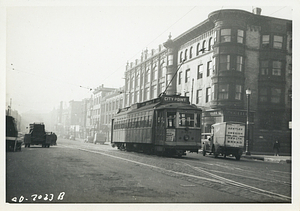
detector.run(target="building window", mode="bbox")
[219,84,229,100]
[158,83,165,94]
[185,69,190,83]
[197,64,203,79]
[259,88,268,102]
[160,58,166,78]
[178,71,182,85]
[184,49,188,61]
[131,93,134,104]
[273,35,283,49]
[130,76,134,90]
[152,64,157,81]
[235,85,242,100]
[136,91,140,103]
[236,56,243,71]
[145,87,150,100]
[262,35,270,48]
[196,89,202,104]
[220,29,231,42]
[261,61,269,75]
[272,61,282,76]
[220,55,230,71]
[136,72,140,87]
[202,40,207,53]
[206,87,211,103]
[146,68,150,83]
[151,85,157,98]
[237,29,244,44]
[208,37,213,51]
[271,88,281,103]
[211,85,215,100]
[179,52,183,63]
[168,54,173,66]
[196,43,201,56]
[190,46,193,59]
[207,61,212,76]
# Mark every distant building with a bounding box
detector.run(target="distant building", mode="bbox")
[124,46,168,107]
[80,97,93,138]
[92,85,119,136]
[125,8,292,153]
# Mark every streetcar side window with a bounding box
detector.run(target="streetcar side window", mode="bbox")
[167,112,176,128]
[129,115,132,128]
[149,113,152,127]
[196,113,201,127]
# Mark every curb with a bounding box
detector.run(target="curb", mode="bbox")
[243,155,291,164]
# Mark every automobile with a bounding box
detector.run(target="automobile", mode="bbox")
[84,136,93,143]
[93,133,106,145]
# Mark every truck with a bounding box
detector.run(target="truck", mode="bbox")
[202,122,245,160]
[24,123,52,148]
[6,115,23,152]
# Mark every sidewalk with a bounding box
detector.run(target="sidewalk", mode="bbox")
[242,152,291,164]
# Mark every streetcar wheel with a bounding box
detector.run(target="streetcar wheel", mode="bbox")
[223,154,227,158]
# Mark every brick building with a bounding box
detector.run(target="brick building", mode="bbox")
[125,8,292,153]
[92,85,121,136]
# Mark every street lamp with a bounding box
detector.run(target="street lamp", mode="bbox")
[245,88,251,156]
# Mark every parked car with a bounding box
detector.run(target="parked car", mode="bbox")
[93,133,106,144]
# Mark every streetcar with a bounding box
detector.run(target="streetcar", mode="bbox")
[111,95,202,157]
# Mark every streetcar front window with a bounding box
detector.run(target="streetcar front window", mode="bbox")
[179,113,195,127]
[167,112,176,128]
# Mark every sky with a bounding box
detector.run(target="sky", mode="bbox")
[2,0,297,114]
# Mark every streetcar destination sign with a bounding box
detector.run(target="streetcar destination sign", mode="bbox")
[162,96,189,103]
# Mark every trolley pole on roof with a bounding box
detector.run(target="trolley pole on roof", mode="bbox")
[161,59,186,96]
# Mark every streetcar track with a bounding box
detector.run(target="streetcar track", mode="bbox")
[60,144,291,202]
[181,162,291,202]
[203,168,291,186]
[59,145,224,184]
[195,160,291,181]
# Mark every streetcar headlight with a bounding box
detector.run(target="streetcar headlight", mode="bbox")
[184,135,189,141]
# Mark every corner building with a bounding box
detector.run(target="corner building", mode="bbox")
[125,8,292,153]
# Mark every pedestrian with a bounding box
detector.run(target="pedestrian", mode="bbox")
[273,140,280,156]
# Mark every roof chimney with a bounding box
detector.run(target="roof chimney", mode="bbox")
[252,7,262,15]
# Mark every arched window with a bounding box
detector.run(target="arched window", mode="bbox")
[184,49,188,61]
[180,51,183,63]
[202,40,206,53]
[196,43,201,56]
[189,46,193,59]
